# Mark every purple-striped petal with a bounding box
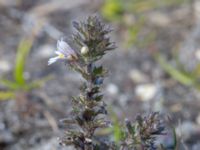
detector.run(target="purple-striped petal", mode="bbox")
[57,40,76,56]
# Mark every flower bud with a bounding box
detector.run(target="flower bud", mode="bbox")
[81,46,89,55]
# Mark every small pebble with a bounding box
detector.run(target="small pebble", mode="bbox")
[36,45,54,58]
[0,130,14,144]
[135,83,157,101]
[196,113,200,125]
[195,49,200,61]
[128,69,147,83]
[118,94,129,107]
[176,121,199,140]
[170,103,183,112]
[0,60,11,73]
[148,12,171,27]
[192,143,200,150]
[106,83,119,96]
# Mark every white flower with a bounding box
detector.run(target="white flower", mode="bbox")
[48,40,78,65]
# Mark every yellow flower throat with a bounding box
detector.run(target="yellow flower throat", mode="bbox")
[58,53,65,59]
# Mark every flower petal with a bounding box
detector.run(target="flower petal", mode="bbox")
[55,51,62,55]
[57,40,75,56]
[48,56,59,65]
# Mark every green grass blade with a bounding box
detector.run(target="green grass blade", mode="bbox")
[14,38,33,85]
[0,91,15,100]
[108,109,124,144]
[172,127,177,150]
[113,117,123,143]
[156,54,194,86]
[24,75,53,90]
[0,79,20,90]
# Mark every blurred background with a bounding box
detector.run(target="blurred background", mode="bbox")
[0,0,200,149]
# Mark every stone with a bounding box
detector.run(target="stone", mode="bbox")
[176,121,200,140]
[128,69,147,83]
[36,45,54,59]
[135,83,157,101]
[0,59,11,74]
[106,83,119,96]
[148,12,171,27]
[0,130,14,144]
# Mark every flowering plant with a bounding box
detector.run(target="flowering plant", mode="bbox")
[49,16,166,150]
[48,39,78,65]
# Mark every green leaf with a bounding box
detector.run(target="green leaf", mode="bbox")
[14,38,33,85]
[93,66,103,75]
[101,0,124,21]
[126,120,135,138]
[0,91,15,100]
[91,86,100,94]
[94,94,103,101]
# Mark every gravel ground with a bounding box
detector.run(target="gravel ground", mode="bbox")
[0,0,200,149]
